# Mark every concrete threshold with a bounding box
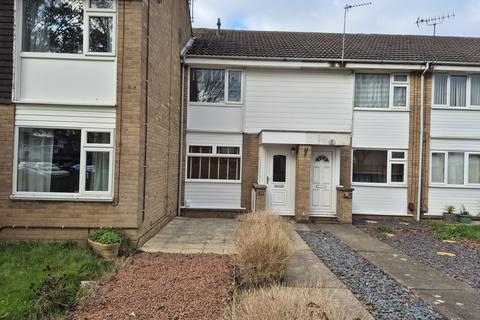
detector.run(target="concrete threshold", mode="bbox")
[313,224,480,320]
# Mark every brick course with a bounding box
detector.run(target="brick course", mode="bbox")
[295,145,311,221]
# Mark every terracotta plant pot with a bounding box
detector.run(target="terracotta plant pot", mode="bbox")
[88,239,120,259]
[457,214,472,224]
[442,212,457,223]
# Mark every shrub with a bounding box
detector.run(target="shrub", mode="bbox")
[228,286,353,320]
[235,211,292,288]
[88,229,122,244]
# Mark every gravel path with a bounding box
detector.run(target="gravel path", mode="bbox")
[73,253,232,320]
[299,230,444,320]
[356,221,480,290]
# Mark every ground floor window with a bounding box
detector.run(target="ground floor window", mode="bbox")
[352,149,407,184]
[186,145,241,182]
[14,127,114,199]
[431,151,480,186]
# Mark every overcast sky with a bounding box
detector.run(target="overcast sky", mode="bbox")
[191,0,479,37]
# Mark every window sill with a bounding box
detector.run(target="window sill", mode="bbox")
[354,108,410,112]
[10,194,114,202]
[189,102,243,108]
[185,180,242,184]
[20,52,116,62]
[432,106,480,111]
[352,182,408,188]
[429,184,480,190]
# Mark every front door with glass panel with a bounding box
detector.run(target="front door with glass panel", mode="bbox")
[266,148,294,215]
[310,151,334,215]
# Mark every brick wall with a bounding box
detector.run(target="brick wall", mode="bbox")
[241,134,259,210]
[295,145,311,221]
[0,1,13,103]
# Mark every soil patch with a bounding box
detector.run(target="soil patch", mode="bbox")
[73,253,232,320]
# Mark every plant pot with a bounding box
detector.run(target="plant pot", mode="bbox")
[442,212,457,223]
[457,214,472,224]
[88,239,120,259]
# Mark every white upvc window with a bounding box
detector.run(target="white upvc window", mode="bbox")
[20,0,117,56]
[354,73,409,109]
[430,151,480,187]
[12,127,115,200]
[186,144,242,182]
[189,68,243,104]
[433,74,480,108]
[352,149,407,185]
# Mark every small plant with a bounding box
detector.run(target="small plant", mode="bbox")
[88,229,122,244]
[444,205,455,214]
[30,265,71,319]
[235,211,292,288]
[377,224,393,238]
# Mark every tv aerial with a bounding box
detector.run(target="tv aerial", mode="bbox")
[416,13,455,36]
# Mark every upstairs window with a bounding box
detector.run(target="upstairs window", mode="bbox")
[433,74,480,108]
[354,73,408,109]
[22,0,116,55]
[189,68,243,104]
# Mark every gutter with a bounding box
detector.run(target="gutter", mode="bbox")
[417,62,431,221]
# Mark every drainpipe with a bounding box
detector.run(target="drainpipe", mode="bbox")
[417,62,431,221]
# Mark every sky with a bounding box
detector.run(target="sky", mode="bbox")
[191,0,479,37]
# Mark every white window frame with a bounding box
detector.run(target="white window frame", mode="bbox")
[11,127,115,201]
[432,73,480,109]
[185,144,242,183]
[351,149,408,186]
[430,151,480,188]
[353,73,410,110]
[188,67,244,106]
[17,0,117,58]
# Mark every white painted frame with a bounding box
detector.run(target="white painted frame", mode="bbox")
[351,149,408,187]
[353,72,410,110]
[185,143,242,183]
[84,11,117,57]
[430,151,480,188]
[187,66,245,106]
[432,73,480,109]
[11,127,115,201]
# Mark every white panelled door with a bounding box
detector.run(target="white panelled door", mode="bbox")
[266,147,295,215]
[310,151,334,215]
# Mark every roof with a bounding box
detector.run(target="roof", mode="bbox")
[188,28,480,65]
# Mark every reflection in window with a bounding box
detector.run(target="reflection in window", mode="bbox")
[353,150,387,183]
[391,163,405,183]
[87,132,111,144]
[189,69,225,103]
[90,0,113,9]
[273,155,286,183]
[85,151,110,191]
[228,71,242,102]
[89,16,113,53]
[23,0,84,53]
[17,128,81,192]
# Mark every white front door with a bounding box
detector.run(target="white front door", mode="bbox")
[310,151,334,215]
[266,147,295,215]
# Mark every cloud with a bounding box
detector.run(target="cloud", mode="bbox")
[192,0,478,37]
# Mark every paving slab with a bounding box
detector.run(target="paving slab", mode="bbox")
[311,223,480,320]
[141,217,236,254]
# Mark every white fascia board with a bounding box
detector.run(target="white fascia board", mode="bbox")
[345,63,425,71]
[432,65,480,73]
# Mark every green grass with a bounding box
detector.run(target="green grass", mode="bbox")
[426,221,480,242]
[0,241,111,320]
[377,224,393,238]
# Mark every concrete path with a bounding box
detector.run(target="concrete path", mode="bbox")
[313,224,480,320]
[140,217,236,254]
[284,224,374,320]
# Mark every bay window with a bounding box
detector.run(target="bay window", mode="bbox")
[354,73,408,109]
[189,68,243,104]
[431,151,480,186]
[187,145,241,181]
[353,149,407,184]
[14,128,114,199]
[21,0,116,55]
[433,74,480,108]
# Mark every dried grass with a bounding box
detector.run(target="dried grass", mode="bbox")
[228,286,356,320]
[235,211,293,288]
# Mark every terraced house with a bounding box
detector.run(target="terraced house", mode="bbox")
[0,0,192,246]
[181,28,480,222]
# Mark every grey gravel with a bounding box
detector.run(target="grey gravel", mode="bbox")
[299,230,444,320]
[356,220,480,290]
